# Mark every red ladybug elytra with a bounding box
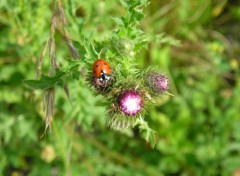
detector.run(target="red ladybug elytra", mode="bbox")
[92,59,111,82]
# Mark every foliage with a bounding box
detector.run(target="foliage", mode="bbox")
[0,0,240,176]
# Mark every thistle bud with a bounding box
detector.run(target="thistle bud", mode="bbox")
[146,72,169,94]
[118,90,142,116]
[113,39,134,57]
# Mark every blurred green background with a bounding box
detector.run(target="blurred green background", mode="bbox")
[1,0,240,175]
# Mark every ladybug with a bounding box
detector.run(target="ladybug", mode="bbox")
[92,59,111,83]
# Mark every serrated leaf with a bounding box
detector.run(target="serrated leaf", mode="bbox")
[23,71,65,89]
[145,129,156,148]
[119,0,129,9]
[65,60,81,71]
[128,0,149,11]
[132,9,144,21]
[128,1,139,10]
[136,117,156,148]
[134,40,148,52]
[112,17,125,26]
[155,34,181,46]
[129,28,144,39]
[117,28,128,38]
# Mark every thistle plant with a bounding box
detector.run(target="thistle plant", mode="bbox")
[24,0,172,147]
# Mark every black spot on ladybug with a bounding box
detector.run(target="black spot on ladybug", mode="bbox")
[96,64,99,68]
[104,63,107,65]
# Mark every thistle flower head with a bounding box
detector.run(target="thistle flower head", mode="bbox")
[146,72,169,94]
[118,90,142,116]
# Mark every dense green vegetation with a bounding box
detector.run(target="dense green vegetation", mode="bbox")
[0,0,240,175]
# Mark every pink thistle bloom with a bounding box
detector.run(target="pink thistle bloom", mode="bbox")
[118,90,142,116]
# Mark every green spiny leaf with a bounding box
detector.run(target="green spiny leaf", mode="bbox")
[23,71,65,89]
[112,17,125,26]
[136,117,156,148]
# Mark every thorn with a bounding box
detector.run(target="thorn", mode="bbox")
[134,84,139,90]
[165,92,174,96]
